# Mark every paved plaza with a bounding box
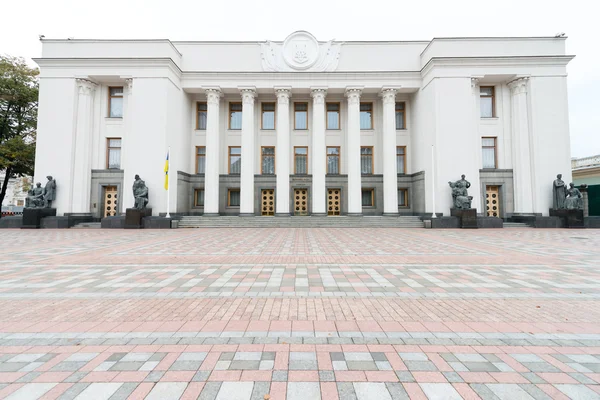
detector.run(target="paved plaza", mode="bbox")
[0,228,599,399]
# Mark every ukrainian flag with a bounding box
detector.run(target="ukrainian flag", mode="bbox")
[164,150,169,190]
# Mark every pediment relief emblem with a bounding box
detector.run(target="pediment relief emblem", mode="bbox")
[261,31,342,72]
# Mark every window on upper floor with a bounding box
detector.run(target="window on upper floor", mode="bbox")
[108,87,124,118]
[395,102,406,130]
[397,146,406,174]
[196,102,207,130]
[106,138,122,169]
[196,146,206,174]
[326,103,340,130]
[261,146,275,174]
[480,86,495,118]
[482,137,497,169]
[327,146,340,175]
[360,146,373,175]
[360,102,373,130]
[229,103,242,130]
[229,146,241,174]
[262,102,275,130]
[294,102,308,130]
[294,147,308,175]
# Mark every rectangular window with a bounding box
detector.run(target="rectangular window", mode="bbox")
[229,103,242,130]
[196,102,207,130]
[261,102,275,130]
[480,86,495,118]
[108,87,123,118]
[395,102,406,130]
[396,146,406,174]
[327,146,340,174]
[294,147,308,174]
[361,189,374,207]
[398,188,409,207]
[228,189,240,207]
[326,102,340,130]
[294,102,308,130]
[194,189,205,207]
[360,102,373,130]
[106,138,122,169]
[482,137,497,168]
[229,146,241,174]
[261,146,275,174]
[360,146,373,175]
[196,146,206,174]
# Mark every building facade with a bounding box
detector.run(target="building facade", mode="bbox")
[0,174,30,208]
[33,31,574,218]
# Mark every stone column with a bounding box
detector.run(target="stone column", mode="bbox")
[311,87,327,216]
[381,88,398,215]
[345,87,363,215]
[240,87,256,216]
[121,78,133,213]
[71,78,97,213]
[274,87,291,216]
[203,87,222,216]
[508,77,534,214]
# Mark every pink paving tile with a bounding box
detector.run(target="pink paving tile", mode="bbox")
[274,352,289,370]
[422,322,452,332]
[336,321,359,331]
[401,322,427,332]
[320,382,338,400]
[539,354,576,373]
[240,371,272,381]
[179,321,207,332]
[200,352,221,370]
[225,320,249,331]
[411,372,447,383]
[314,345,342,352]
[269,381,287,400]
[161,371,196,382]
[201,321,228,332]
[365,371,399,382]
[269,321,292,331]
[378,321,404,332]
[452,383,481,400]
[292,321,314,331]
[33,372,72,383]
[420,345,448,353]
[159,345,188,353]
[80,372,119,382]
[458,372,496,383]
[586,374,600,384]
[0,346,31,354]
[314,321,336,332]
[367,345,395,353]
[334,371,367,382]
[489,372,530,384]
[588,385,600,395]
[402,383,428,400]
[0,384,24,398]
[38,383,73,400]
[264,344,290,352]
[425,353,453,372]
[317,352,333,370]
[357,320,382,332]
[128,382,155,400]
[385,353,408,371]
[114,371,149,382]
[288,371,319,382]
[181,382,205,400]
[290,344,316,352]
[208,370,242,381]
[341,344,369,352]
[156,352,181,371]
[535,372,578,384]
[537,384,571,400]
[212,345,239,353]
[237,344,264,352]
[185,345,213,352]
[394,345,423,353]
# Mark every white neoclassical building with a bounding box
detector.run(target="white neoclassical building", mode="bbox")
[33,31,574,219]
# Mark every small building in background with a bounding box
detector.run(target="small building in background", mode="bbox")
[572,155,600,216]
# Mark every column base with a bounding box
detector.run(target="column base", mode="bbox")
[239,213,255,217]
[311,213,327,217]
[202,213,220,217]
[275,213,291,217]
[347,213,363,217]
[383,212,399,217]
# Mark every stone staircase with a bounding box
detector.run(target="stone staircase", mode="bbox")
[178,216,425,228]
[71,222,101,229]
[503,222,531,228]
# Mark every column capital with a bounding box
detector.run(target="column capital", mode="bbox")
[76,78,98,95]
[345,86,363,105]
[310,87,327,104]
[204,87,222,105]
[274,86,291,105]
[508,77,529,95]
[380,88,398,105]
[470,77,480,88]
[239,86,257,104]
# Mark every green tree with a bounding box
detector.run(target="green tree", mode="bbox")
[0,55,38,216]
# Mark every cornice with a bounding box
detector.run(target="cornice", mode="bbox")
[33,58,183,76]
[41,39,183,56]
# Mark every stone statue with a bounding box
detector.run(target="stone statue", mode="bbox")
[25,183,45,208]
[448,174,473,210]
[132,174,149,210]
[565,183,583,210]
[43,176,56,208]
[552,174,567,209]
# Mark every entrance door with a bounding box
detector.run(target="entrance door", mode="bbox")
[261,189,275,216]
[486,185,500,217]
[104,186,118,217]
[327,188,341,216]
[294,189,308,216]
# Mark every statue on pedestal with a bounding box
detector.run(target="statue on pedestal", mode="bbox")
[565,183,583,210]
[552,174,567,209]
[43,176,56,208]
[132,174,149,210]
[25,183,45,208]
[448,174,473,209]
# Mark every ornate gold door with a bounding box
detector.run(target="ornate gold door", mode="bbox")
[104,186,118,217]
[486,185,500,217]
[261,189,275,216]
[327,188,341,216]
[294,189,308,216]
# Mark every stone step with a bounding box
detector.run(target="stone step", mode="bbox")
[503,222,531,228]
[71,223,102,229]
[178,216,424,228]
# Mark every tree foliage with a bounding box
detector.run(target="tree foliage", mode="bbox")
[0,55,39,213]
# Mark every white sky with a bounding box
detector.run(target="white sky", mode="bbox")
[1,0,597,158]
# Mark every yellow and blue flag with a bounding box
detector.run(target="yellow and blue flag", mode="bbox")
[164,150,169,190]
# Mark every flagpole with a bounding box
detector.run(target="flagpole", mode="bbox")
[166,147,171,218]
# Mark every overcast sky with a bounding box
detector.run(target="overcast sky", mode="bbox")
[1,0,597,158]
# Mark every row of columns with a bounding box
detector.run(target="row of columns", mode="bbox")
[202,86,402,216]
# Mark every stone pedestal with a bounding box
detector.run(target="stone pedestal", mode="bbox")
[450,208,478,229]
[431,217,460,229]
[101,216,126,229]
[549,208,584,228]
[41,213,94,229]
[0,216,23,229]
[125,208,152,229]
[477,217,503,229]
[22,208,57,229]
[143,216,172,229]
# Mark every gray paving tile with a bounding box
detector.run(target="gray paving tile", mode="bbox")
[261,352,276,361]
[145,382,187,400]
[170,360,203,370]
[288,360,317,370]
[229,360,260,370]
[354,382,392,400]
[65,371,88,383]
[486,383,535,400]
[272,370,288,381]
[108,382,139,400]
[250,381,270,400]
[330,352,345,361]
[521,362,559,373]
[463,361,500,372]
[336,382,357,400]
[216,382,254,400]
[442,371,464,383]
[287,382,321,400]
[371,352,388,362]
[319,370,335,381]
[385,382,410,400]
[395,371,415,383]
[0,362,27,372]
[555,384,600,400]
[106,353,127,362]
[347,361,378,370]
[403,360,437,371]
[192,371,211,382]
[109,361,144,371]
[51,361,88,372]
[471,383,501,400]
[420,383,462,400]
[149,353,166,362]
[522,372,546,384]
[144,371,165,382]
[569,372,597,384]
[16,372,42,383]
[57,382,90,400]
